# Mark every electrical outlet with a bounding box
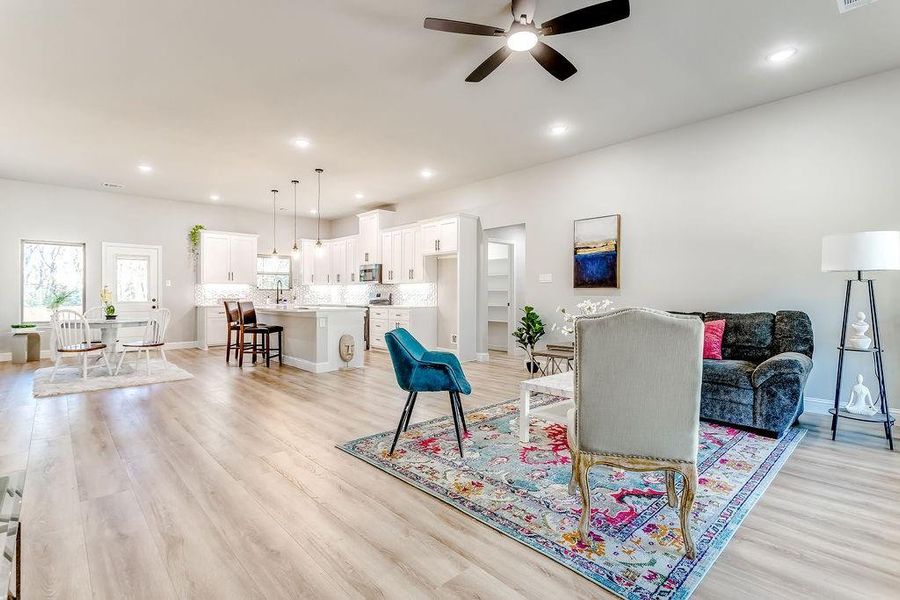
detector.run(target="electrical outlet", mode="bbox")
[539,273,552,283]
[165,279,172,287]
[451,333,458,345]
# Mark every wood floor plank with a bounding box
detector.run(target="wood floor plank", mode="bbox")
[4,347,898,600]
[81,490,178,600]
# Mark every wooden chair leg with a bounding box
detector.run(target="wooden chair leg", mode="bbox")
[576,456,592,541]
[449,392,464,457]
[401,392,418,432]
[389,391,416,455]
[666,470,678,508]
[678,463,698,560]
[252,333,257,364]
[265,332,271,368]
[238,330,245,367]
[568,449,578,495]
[226,327,231,363]
[278,330,283,365]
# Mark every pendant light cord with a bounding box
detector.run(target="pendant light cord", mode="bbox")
[291,179,299,250]
[271,189,279,254]
[315,168,324,245]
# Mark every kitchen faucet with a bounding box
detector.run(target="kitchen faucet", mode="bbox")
[275,280,284,304]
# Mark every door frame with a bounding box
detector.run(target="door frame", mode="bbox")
[101,242,164,307]
[486,239,517,355]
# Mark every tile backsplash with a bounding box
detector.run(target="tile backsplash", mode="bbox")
[195,282,436,307]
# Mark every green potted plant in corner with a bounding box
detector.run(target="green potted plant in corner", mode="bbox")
[100,286,116,320]
[512,305,546,374]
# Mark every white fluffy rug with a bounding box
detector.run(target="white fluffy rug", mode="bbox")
[32,358,193,397]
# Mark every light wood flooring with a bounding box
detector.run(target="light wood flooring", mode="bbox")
[1,349,898,599]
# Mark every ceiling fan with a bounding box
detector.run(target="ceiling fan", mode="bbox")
[424,0,630,82]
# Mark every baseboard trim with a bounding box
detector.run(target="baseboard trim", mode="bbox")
[166,341,198,350]
[476,352,490,363]
[802,397,832,416]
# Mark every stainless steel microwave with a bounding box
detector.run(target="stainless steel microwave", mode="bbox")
[359,264,382,283]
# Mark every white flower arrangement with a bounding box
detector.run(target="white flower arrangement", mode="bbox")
[553,298,614,337]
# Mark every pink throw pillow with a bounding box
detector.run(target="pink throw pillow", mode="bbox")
[703,320,726,360]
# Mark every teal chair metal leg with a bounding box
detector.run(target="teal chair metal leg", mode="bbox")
[390,391,416,455]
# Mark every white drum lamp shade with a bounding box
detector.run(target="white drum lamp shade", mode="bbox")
[821,231,900,272]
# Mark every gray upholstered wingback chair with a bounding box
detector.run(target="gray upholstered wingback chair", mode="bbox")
[567,308,704,559]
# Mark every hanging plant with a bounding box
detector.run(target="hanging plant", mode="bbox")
[188,224,205,258]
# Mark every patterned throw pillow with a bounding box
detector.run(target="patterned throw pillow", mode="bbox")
[703,319,726,360]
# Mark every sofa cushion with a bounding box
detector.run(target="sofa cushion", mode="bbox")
[703,359,755,389]
[774,311,814,358]
[701,380,754,407]
[705,312,774,363]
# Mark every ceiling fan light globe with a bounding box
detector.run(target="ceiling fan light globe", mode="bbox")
[507,30,538,52]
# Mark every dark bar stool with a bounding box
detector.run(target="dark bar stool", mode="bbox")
[224,300,242,363]
[237,301,283,367]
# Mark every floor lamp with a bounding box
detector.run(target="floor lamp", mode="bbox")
[822,231,900,449]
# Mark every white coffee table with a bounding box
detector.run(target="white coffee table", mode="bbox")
[519,370,574,443]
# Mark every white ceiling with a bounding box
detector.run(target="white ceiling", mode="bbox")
[2,0,900,217]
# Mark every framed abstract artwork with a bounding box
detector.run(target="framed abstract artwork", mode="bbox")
[573,214,620,288]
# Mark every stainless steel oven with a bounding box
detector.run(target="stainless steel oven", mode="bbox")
[359,264,382,283]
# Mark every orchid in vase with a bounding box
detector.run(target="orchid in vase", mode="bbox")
[553,298,614,338]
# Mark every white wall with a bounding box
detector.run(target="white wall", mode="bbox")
[331,68,900,402]
[0,179,326,352]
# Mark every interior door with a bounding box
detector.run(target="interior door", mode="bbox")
[102,243,161,344]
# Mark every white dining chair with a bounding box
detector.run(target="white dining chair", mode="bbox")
[50,309,113,381]
[115,308,171,376]
[83,306,105,343]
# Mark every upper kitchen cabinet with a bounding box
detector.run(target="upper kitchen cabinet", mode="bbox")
[299,239,316,285]
[381,229,404,284]
[199,231,259,284]
[357,209,395,265]
[314,240,333,284]
[420,217,459,255]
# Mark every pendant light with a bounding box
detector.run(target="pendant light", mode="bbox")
[270,188,279,254]
[314,168,324,248]
[291,179,300,257]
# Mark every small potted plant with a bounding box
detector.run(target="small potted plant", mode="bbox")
[512,305,546,374]
[10,322,38,334]
[100,286,116,320]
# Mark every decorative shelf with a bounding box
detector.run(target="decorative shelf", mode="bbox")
[488,319,508,324]
[837,346,881,353]
[828,408,895,425]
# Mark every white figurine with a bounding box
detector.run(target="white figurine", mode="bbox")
[847,312,873,350]
[845,374,877,416]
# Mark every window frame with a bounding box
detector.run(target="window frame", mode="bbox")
[20,239,87,323]
[256,253,292,291]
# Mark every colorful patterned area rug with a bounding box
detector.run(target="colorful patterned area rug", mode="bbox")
[339,396,805,599]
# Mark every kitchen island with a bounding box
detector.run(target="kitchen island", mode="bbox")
[252,306,365,373]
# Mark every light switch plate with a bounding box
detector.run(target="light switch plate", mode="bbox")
[539,273,552,283]
[165,279,172,287]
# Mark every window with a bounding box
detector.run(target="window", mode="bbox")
[21,240,85,322]
[116,256,150,302]
[256,254,291,290]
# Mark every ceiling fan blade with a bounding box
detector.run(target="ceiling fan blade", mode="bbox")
[529,42,577,81]
[511,0,538,23]
[540,0,630,36]
[424,18,505,36]
[465,46,514,82]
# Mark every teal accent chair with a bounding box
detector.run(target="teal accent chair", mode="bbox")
[385,328,472,457]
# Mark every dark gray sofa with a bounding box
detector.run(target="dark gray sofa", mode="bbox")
[679,311,813,437]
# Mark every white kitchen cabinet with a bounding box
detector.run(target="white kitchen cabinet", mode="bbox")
[369,306,436,350]
[313,241,333,284]
[300,239,316,285]
[357,209,395,265]
[401,227,422,282]
[200,231,259,284]
[331,238,347,285]
[420,217,458,255]
[346,236,359,283]
[197,306,228,349]
[381,230,404,283]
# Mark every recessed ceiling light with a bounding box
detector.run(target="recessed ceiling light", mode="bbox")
[354,192,365,199]
[293,138,311,149]
[766,47,797,63]
[550,124,569,136]
[137,164,153,173]
[309,208,317,214]
[209,194,220,201]
[420,169,434,179]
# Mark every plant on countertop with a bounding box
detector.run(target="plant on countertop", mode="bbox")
[100,285,116,319]
[46,288,76,311]
[189,224,205,256]
[553,298,614,338]
[512,305,546,373]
